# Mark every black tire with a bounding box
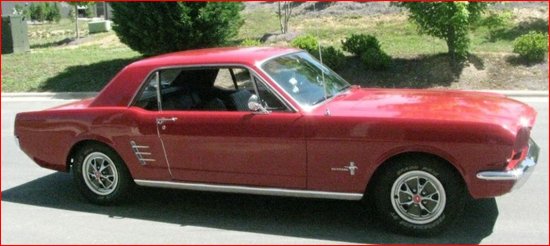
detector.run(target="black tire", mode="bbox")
[72,143,133,205]
[370,156,466,236]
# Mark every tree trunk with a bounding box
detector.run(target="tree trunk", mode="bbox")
[446,26,458,65]
[278,2,284,34]
[277,2,291,34]
[446,39,455,62]
[446,36,463,77]
[284,2,290,34]
[75,5,79,39]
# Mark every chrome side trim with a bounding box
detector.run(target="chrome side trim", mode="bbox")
[154,71,162,111]
[130,141,155,165]
[134,180,363,200]
[156,127,173,178]
[477,138,539,189]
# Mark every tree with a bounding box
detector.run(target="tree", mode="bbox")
[14,4,30,18]
[66,2,95,39]
[110,2,244,56]
[396,2,488,61]
[277,2,293,34]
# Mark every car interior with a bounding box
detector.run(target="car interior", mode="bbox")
[134,67,288,112]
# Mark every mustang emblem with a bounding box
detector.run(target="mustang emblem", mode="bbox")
[331,162,358,176]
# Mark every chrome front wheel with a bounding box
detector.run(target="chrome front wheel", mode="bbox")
[371,156,466,236]
[390,170,446,224]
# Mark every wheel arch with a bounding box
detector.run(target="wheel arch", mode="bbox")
[65,138,118,172]
[366,151,466,196]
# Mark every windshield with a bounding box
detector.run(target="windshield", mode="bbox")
[261,52,350,108]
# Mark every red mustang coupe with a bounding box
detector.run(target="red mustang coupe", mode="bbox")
[15,47,539,235]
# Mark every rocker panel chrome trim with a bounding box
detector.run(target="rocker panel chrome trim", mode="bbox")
[134,180,363,200]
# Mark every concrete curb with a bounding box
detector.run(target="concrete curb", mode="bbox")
[474,90,548,97]
[1,90,548,99]
[2,92,98,100]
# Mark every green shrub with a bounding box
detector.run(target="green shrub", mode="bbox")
[361,48,392,70]
[110,2,244,55]
[290,35,319,54]
[341,34,380,56]
[481,11,513,29]
[341,34,391,70]
[28,3,60,22]
[84,4,96,18]
[240,39,262,47]
[513,31,548,62]
[290,35,345,70]
[317,46,346,70]
[480,11,513,41]
[29,3,46,22]
[45,3,61,23]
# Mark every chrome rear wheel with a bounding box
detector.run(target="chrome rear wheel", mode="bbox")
[82,152,119,196]
[73,143,133,205]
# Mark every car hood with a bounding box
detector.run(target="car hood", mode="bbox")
[313,88,537,133]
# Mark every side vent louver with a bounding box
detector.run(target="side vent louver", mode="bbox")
[130,141,155,165]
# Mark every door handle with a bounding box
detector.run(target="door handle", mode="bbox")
[156,117,178,125]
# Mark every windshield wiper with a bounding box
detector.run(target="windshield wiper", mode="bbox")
[338,84,351,92]
[312,85,351,105]
[312,94,334,105]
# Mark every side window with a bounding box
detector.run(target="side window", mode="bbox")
[234,68,253,90]
[253,77,289,112]
[212,68,252,90]
[159,68,182,87]
[133,67,290,113]
[161,68,221,111]
[212,69,236,90]
[134,69,185,111]
[134,72,159,111]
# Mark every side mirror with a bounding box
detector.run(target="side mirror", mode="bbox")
[248,95,270,114]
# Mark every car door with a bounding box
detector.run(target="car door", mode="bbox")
[123,74,172,181]
[153,66,307,189]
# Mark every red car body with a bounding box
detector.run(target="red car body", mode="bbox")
[14,47,539,234]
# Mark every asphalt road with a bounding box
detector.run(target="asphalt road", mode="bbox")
[1,97,548,244]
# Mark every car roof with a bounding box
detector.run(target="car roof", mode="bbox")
[128,47,301,68]
[90,47,302,107]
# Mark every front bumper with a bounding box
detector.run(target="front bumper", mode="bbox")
[476,138,540,190]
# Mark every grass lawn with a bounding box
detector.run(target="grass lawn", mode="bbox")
[3,18,142,92]
[27,19,91,48]
[2,44,140,92]
[2,7,548,92]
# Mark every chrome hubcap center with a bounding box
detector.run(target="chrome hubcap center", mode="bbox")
[413,194,421,204]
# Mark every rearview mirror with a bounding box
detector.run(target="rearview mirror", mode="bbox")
[248,95,270,114]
